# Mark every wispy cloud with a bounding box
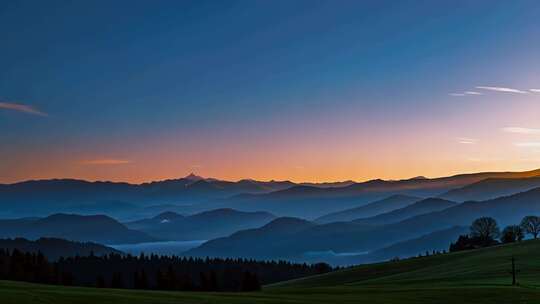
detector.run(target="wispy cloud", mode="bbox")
[449,91,482,97]
[80,159,131,165]
[476,86,528,94]
[530,89,540,93]
[502,127,540,135]
[0,101,48,116]
[514,142,540,148]
[457,137,477,144]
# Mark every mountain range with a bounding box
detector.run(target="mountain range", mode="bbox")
[2,168,540,266]
[0,175,294,218]
[2,168,539,219]
[209,168,540,218]
[186,186,540,264]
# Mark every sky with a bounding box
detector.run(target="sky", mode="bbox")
[1,0,540,184]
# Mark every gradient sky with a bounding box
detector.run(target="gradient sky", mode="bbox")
[1,0,540,184]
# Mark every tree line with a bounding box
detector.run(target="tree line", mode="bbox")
[0,250,332,292]
[450,215,540,252]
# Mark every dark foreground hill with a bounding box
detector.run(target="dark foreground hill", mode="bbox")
[0,214,156,244]
[3,240,540,303]
[0,237,120,260]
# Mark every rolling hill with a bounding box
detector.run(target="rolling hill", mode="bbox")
[352,198,457,225]
[188,187,540,263]
[362,226,468,262]
[439,176,540,202]
[0,214,156,244]
[315,194,421,223]
[125,208,276,240]
[185,217,318,260]
[389,186,540,237]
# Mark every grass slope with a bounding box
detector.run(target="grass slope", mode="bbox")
[3,240,540,303]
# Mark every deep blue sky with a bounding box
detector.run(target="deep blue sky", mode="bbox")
[1,1,540,183]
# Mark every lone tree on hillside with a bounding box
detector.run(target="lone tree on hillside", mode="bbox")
[470,217,500,243]
[501,225,524,244]
[520,216,540,239]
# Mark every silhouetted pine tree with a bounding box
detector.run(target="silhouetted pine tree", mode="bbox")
[140,269,148,289]
[241,271,261,291]
[165,265,177,290]
[156,269,166,290]
[96,274,106,288]
[199,272,209,291]
[208,270,218,291]
[111,272,124,288]
[61,271,74,286]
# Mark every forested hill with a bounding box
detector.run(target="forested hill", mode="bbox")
[0,250,332,292]
[0,238,120,260]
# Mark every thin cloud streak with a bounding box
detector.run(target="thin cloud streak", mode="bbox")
[0,102,48,116]
[80,159,132,165]
[503,127,540,135]
[457,137,477,144]
[449,91,482,97]
[530,89,540,93]
[476,86,528,94]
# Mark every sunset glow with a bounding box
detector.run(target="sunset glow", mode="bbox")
[1,1,540,184]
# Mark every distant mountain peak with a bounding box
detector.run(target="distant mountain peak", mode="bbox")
[184,173,204,181]
[237,179,258,185]
[363,179,388,185]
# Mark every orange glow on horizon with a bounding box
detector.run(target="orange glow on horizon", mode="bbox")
[3,89,539,185]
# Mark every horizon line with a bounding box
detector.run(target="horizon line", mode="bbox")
[2,166,539,186]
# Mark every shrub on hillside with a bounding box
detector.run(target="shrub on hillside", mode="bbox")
[500,225,524,244]
[449,234,499,252]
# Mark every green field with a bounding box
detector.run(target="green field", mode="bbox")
[3,240,540,303]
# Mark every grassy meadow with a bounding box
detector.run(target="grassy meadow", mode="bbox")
[3,239,540,303]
